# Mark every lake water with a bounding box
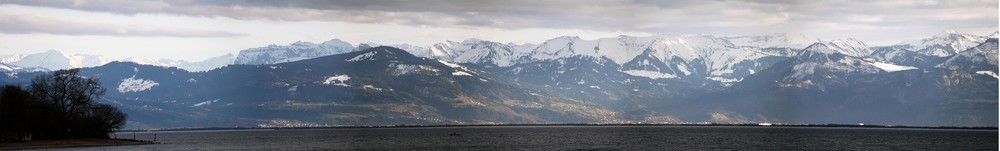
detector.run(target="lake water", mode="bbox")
[45,126,996,150]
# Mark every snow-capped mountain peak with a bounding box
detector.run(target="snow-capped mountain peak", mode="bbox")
[290,41,318,48]
[0,49,233,72]
[429,41,459,59]
[788,44,883,81]
[5,50,82,70]
[898,31,988,57]
[417,38,523,65]
[451,39,519,66]
[319,39,354,54]
[801,43,837,54]
[936,38,999,71]
[122,56,181,66]
[826,38,871,57]
[180,53,236,71]
[119,54,235,72]
[234,39,358,65]
[801,38,872,57]
[724,33,818,48]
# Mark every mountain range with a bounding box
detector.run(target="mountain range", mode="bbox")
[0,31,996,128]
[0,50,235,72]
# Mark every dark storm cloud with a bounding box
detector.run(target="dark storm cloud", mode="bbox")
[0,0,995,36]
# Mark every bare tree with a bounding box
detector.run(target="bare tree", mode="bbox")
[29,69,105,126]
[1,70,126,139]
[89,104,127,133]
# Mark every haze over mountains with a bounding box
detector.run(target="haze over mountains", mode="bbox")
[0,50,236,72]
[1,31,996,128]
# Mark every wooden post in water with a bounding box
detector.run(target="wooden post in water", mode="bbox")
[133,132,136,140]
[154,133,157,142]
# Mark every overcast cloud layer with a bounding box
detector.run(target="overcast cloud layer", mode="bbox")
[0,11,242,37]
[0,0,996,61]
[4,0,996,35]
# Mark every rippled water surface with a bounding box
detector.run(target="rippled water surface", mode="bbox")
[48,126,997,150]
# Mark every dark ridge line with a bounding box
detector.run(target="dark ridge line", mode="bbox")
[118,123,999,132]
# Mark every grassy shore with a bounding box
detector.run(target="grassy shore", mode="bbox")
[0,138,155,150]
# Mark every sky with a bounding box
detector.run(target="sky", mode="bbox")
[0,0,997,61]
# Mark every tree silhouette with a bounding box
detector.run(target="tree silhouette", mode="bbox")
[0,69,127,139]
[29,69,106,129]
[86,104,127,135]
[1,85,33,134]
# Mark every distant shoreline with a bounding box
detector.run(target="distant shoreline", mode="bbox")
[0,138,155,150]
[121,123,998,132]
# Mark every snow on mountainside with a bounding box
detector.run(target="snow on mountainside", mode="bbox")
[868,62,917,72]
[0,54,25,63]
[448,39,530,66]
[357,42,445,59]
[1,50,101,70]
[119,54,235,72]
[296,33,956,85]
[178,53,236,71]
[426,40,464,61]
[510,35,782,83]
[810,38,873,57]
[2,33,997,127]
[4,31,992,78]
[122,57,184,67]
[385,34,796,85]
[118,77,160,93]
[898,30,989,57]
[0,63,12,72]
[234,39,356,65]
[936,38,999,71]
[723,33,817,49]
[74,54,110,68]
[0,63,15,77]
[787,42,883,80]
[375,39,539,67]
[430,35,773,70]
[871,31,994,68]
